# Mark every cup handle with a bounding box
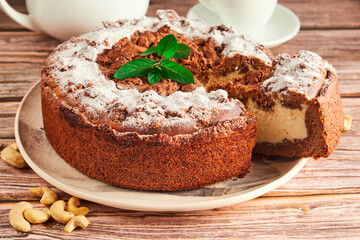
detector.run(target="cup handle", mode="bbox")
[198,0,219,13]
[0,0,41,31]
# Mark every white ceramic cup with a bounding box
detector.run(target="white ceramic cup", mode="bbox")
[199,0,278,34]
[0,0,150,41]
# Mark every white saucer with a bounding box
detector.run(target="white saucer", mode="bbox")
[187,4,300,48]
[15,81,308,212]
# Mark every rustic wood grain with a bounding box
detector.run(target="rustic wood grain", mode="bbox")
[0,32,59,52]
[0,102,19,116]
[0,63,43,83]
[0,0,27,30]
[0,51,49,63]
[271,30,360,62]
[0,0,359,239]
[1,0,360,30]
[0,194,359,239]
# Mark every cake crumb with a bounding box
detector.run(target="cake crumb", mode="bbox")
[302,207,310,213]
[343,115,352,131]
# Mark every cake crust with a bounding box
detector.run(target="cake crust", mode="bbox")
[41,82,257,191]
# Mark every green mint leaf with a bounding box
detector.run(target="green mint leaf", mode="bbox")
[148,67,162,85]
[160,60,194,84]
[173,44,191,59]
[113,59,155,79]
[156,34,178,60]
[139,46,157,56]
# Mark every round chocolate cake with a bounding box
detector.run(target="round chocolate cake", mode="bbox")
[41,10,343,191]
[40,10,270,191]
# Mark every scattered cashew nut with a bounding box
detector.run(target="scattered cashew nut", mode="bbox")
[1,142,26,168]
[24,208,51,224]
[9,186,91,233]
[50,200,75,224]
[9,201,32,232]
[67,197,89,216]
[64,215,90,233]
[29,187,58,205]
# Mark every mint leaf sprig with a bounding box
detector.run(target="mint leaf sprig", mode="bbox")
[113,34,194,85]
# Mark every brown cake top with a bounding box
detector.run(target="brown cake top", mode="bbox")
[96,29,204,97]
[43,10,272,135]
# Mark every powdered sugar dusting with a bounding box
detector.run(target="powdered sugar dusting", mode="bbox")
[46,10,258,134]
[113,87,241,132]
[220,34,268,60]
[261,50,329,99]
[53,9,273,63]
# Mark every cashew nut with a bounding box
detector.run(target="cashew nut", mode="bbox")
[50,200,75,224]
[67,197,89,216]
[29,187,58,205]
[64,215,90,233]
[1,142,26,168]
[24,208,51,224]
[9,201,32,232]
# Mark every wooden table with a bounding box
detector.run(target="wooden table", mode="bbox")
[1,0,359,239]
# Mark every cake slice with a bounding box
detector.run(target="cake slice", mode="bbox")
[209,50,344,158]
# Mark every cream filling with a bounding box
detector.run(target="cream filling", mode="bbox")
[246,99,308,144]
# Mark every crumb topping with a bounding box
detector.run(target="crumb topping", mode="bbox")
[44,10,271,134]
[96,27,271,96]
[261,50,333,99]
[108,87,245,135]
[43,10,335,136]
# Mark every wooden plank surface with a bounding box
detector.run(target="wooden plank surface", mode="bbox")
[1,0,360,30]
[0,194,360,239]
[0,0,360,239]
